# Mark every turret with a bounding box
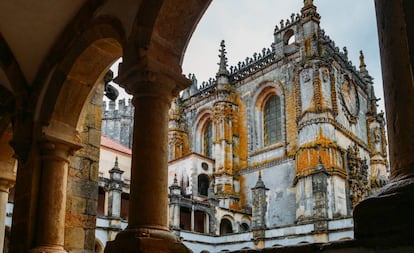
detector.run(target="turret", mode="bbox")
[168,97,189,161]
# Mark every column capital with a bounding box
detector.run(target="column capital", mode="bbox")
[115,54,191,102]
[0,178,14,193]
[39,135,82,163]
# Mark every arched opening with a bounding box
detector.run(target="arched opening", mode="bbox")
[198,174,210,196]
[239,222,250,232]
[219,218,233,235]
[283,29,295,45]
[95,238,104,253]
[3,226,11,253]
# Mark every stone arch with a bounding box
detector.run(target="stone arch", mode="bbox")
[251,81,286,150]
[4,226,11,253]
[38,19,124,132]
[283,29,295,45]
[238,215,251,232]
[29,19,124,253]
[219,216,235,235]
[94,238,104,253]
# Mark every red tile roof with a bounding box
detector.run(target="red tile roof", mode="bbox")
[101,136,132,155]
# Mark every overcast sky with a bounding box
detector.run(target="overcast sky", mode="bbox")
[182,0,384,111]
[110,0,384,112]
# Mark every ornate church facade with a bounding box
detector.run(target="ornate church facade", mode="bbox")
[98,2,388,252]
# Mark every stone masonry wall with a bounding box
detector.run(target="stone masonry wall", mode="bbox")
[65,83,104,253]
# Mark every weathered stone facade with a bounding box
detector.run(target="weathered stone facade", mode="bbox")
[98,1,388,251]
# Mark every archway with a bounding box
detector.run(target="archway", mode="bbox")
[220,218,233,235]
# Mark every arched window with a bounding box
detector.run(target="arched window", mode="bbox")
[264,95,281,146]
[198,174,210,196]
[220,218,233,235]
[239,222,250,232]
[203,121,213,157]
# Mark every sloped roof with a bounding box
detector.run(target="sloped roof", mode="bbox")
[101,136,132,155]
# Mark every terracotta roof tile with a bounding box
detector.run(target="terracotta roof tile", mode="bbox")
[101,136,132,155]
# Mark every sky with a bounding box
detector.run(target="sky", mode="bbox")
[181,0,384,111]
[110,0,384,112]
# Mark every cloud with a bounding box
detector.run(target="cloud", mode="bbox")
[182,0,384,111]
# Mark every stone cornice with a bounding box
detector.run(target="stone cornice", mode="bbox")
[298,117,369,151]
[237,156,294,175]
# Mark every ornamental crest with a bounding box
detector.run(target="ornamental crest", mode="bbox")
[339,75,360,124]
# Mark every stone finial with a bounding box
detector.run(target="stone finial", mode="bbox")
[172,174,179,186]
[169,174,181,195]
[217,40,229,77]
[109,156,124,181]
[343,47,348,60]
[110,156,123,172]
[114,156,119,167]
[304,0,313,6]
[359,50,366,69]
[301,0,320,22]
[253,170,267,189]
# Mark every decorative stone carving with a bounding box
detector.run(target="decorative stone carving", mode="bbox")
[346,144,369,209]
[301,68,311,83]
[339,75,360,124]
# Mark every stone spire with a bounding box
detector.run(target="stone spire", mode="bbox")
[251,170,268,236]
[301,0,320,22]
[216,40,229,78]
[109,157,124,177]
[253,170,266,189]
[359,50,367,70]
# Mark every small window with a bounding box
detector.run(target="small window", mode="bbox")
[121,192,129,220]
[97,187,105,216]
[264,95,281,146]
[198,174,210,196]
[203,121,213,157]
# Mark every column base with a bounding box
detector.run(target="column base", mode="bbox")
[31,246,67,253]
[104,226,192,253]
[354,178,414,246]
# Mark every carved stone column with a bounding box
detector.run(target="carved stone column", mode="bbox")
[354,0,414,246]
[104,60,191,252]
[32,138,80,253]
[0,178,14,253]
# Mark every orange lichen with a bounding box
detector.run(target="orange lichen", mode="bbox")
[295,128,345,179]
[236,94,248,169]
[238,175,247,208]
[285,83,298,154]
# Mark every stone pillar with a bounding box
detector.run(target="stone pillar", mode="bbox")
[205,213,209,234]
[0,178,14,253]
[104,61,191,252]
[169,175,181,230]
[354,0,414,246]
[108,158,124,218]
[190,206,195,232]
[32,139,80,253]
